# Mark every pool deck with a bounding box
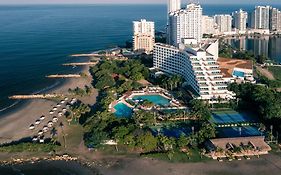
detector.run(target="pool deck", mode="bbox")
[109,87,184,114]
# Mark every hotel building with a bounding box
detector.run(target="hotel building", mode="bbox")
[168,3,202,46]
[133,19,155,54]
[153,39,235,102]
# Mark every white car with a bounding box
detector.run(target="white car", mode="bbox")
[35,120,41,125]
[64,97,69,101]
[39,139,44,143]
[29,124,35,130]
[62,108,67,112]
[57,104,61,107]
[58,112,63,117]
[49,111,54,115]
[60,100,65,104]
[43,126,49,133]
[53,107,58,111]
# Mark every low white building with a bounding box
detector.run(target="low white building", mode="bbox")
[153,39,235,102]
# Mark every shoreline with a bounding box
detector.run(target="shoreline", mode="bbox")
[0,64,94,145]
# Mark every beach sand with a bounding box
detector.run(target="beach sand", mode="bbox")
[0,65,97,145]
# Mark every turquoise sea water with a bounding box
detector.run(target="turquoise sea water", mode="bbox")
[1,4,281,114]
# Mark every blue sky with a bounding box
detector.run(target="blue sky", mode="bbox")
[0,0,280,5]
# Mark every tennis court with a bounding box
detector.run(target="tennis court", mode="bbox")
[210,111,258,125]
[217,126,262,138]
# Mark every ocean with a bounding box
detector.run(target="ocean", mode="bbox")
[1,4,281,113]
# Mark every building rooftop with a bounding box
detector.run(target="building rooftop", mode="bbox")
[218,58,253,78]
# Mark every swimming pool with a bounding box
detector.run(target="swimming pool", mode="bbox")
[217,126,262,138]
[211,111,258,125]
[233,70,245,78]
[132,94,170,106]
[114,103,133,118]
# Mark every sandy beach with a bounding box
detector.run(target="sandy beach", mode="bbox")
[0,65,97,145]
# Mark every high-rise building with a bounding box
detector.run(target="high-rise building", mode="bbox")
[278,11,281,31]
[168,3,202,46]
[167,0,181,16]
[202,15,218,35]
[251,6,270,29]
[269,7,279,31]
[214,14,232,33]
[233,9,248,32]
[133,19,155,54]
[153,39,235,101]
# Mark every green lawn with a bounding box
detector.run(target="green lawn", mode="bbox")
[0,143,58,153]
[268,67,281,81]
[141,149,211,163]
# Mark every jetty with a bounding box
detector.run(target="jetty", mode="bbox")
[62,62,98,66]
[9,94,64,100]
[71,53,99,57]
[46,74,82,78]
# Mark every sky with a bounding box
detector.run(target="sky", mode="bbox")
[0,0,280,5]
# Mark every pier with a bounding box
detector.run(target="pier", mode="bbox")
[70,53,99,57]
[62,62,98,66]
[46,74,82,78]
[9,94,64,100]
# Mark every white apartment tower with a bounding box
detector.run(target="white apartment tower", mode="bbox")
[278,11,281,31]
[233,9,248,32]
[214,14,232,34]
[168,0,181,16]
[202,15,218,35]
[168,3,203,46]
[133,19,155,54]
[251,6,270,29]
[153,39,234,101]
[269,7,279,31]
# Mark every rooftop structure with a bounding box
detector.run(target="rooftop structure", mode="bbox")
[218,58,255,83]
